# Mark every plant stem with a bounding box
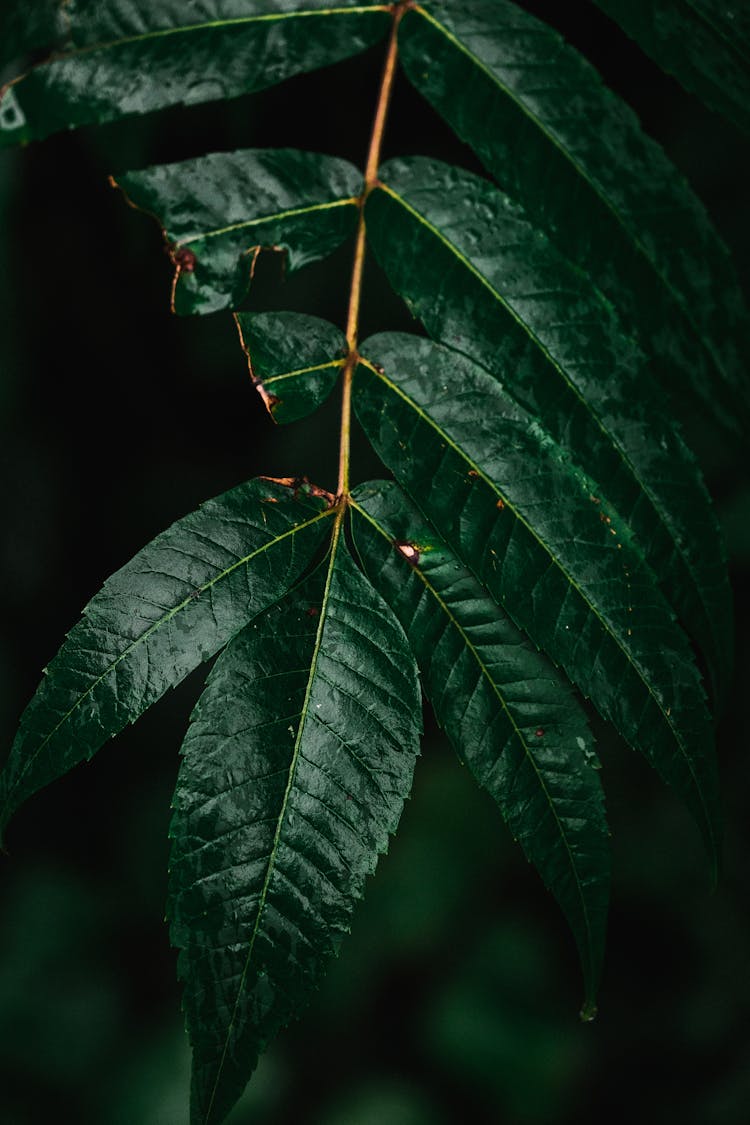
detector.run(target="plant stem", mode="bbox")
[337,2,406,499]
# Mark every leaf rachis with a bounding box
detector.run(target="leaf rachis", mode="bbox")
[337,1,407,498]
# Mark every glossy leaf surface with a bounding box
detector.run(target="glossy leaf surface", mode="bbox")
[169,521,421,1124]
[591,0,750,135]
[0,479,334,840]
[398,0,750,430]
[369,156,733,706]
[354,333,721,867]
[234,310,347,423]
[115,148,361,315]
[350,480,609,1006]
[0,1,390,146]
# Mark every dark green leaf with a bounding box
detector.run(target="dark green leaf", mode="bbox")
[368,156,733,707]
[0,1,390,147]
[398,0,750,430]
[0,1,64,70]
[354,332,721,869]
[169,518,421,1124]
[350,479,609,1009]
[0,478,335,840]
[591,0,750,135]
[234,310,347,423]
[114,148,362,315]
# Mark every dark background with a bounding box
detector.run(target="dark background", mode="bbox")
[1,3,749,1122]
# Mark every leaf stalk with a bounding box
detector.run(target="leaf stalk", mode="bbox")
[337,1,407,499]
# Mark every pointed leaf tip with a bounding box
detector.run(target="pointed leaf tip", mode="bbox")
[351,480,610,1002]
[0,478,333,836]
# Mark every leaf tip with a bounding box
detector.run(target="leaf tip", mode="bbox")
[579,998,598,1023]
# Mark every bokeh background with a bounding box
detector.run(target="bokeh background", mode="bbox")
[1,2,749,1122]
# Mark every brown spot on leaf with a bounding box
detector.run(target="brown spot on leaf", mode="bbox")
[468,469,479,478]
[306,607,320,618]
[255,381,281,418]
[496,498,505,510]
[394,540,420,565]
[535,728,545,738]
[171,245,197,273]
[259,475,336,506]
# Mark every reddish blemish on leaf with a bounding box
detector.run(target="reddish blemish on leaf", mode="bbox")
[306,607,320,618]
[535,728,545,738]
[259,475,336,505]
[394,540,420,565]
[255,382,282,418]
[496,498,505,510]
[468,469,479,478]
[171,245,197,273]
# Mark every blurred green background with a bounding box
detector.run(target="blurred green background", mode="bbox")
[1,3,749,1122]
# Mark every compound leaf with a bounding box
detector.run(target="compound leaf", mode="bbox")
[0,0,390,147]
[354,332,721,869]
[0,478,334,840]
[368,156,733,707]
[114,148,362,315]
[350,479,609,1009]
[398,0,750,431]
[590,0,750,135]
[169,518,421,1124]
[234,310,347,423]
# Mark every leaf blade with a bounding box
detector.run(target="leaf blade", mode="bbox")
[350,479,609,1006]
[234,310,347,423]
[114,148,362,315]
[169,518,421,1124]
[354,332,721,868]
[367,157,733,706]
[0,478,334,839]
[398,0,750,430]
[0,1,391,146]
[591,0,750,135]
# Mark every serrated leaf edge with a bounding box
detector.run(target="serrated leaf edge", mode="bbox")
[356,353,716,859]
[406,3,730,384]
[351,494,603,997]
[373,177,724,682]
[0,506,336,831]
[201,512,343,1123]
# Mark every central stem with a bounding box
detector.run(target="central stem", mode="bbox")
[336,2,406,499]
